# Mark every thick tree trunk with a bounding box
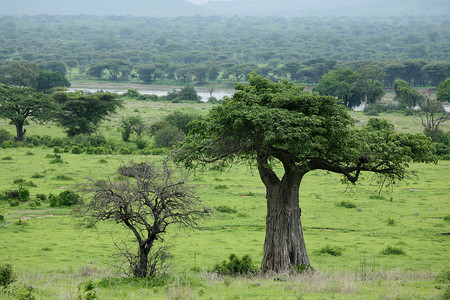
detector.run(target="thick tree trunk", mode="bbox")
[15,122,25,141]
[136,243,151,278]
[261,172,310,272]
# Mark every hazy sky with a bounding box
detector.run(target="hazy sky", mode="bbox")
[186,0,234,4]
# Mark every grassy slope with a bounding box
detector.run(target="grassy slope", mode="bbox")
[0,100,449,299]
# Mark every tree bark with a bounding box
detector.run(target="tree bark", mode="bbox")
[136,242,151,278]
[260,169,310,272]
[15,122,25,141]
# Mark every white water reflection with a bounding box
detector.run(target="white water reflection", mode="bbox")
[68,87,233,102]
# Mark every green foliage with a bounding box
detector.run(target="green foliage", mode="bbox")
[1,140,13,149]
[120,115,145,142]
[71,146,83,154]
[0,85,56,141]
[0,128,12,144]
[435,269,450,284]
[153,124,184,148]
[164,111,197,134]
[317,245,343,256]
[0,263,15,287]
[212,254,258,276]
[122,89,140,99]
[215,205,237,214]
[436,77,450,102]
[381,246,406,255]
[53,91,122,137]
[393,79,424,108]
[336,200,356,208]
[0,215,3,222]
[49,190,81,207]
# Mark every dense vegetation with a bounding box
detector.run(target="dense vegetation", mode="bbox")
[0,15,449,86]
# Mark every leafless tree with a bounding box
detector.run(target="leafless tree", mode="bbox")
[420,96,450,138]
[77,160,207,278]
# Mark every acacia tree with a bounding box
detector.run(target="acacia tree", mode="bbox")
[53,91,122,136]
[0,85,56,141]
[176,73,436,273]
[78,161,205,278]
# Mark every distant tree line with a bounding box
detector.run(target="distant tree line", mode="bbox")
[0,15,449,87]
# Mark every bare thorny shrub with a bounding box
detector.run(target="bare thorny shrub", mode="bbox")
[76,159,208,278]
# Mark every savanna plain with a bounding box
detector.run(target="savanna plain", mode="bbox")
[0,99,449,299]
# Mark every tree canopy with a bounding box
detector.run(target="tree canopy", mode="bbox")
[53,91,122,136]
[176,73,436,272]
[0,85,56,141]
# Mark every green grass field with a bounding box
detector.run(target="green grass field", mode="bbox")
[0,100,449,299]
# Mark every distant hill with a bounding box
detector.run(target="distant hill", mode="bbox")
[0,0,207,16]
[202,0,450,16]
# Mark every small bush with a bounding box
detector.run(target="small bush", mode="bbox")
[0,215,4,222]
[214,184,228,190]
[215,205,238,214]
[0,128,13,144]
[9,199,19,207]
[317,245,343,256]
[336,200,356,208]
[94,147,107,155]
[53,146,63,153]
[212,254,258,276]
[119,147,131,155]
[387,218,395,225]
[291,264,314,274]
[71,145,83,154]
[31,173,45,179]
[381,246,405,255]
[98,159,107,164]
[54,174,73,181]
[0,263,15,287]
[435,269,450,283]
[49,190,81,207]
[1,156,12,160]
[36,193,47,201]
[1,140,13,149]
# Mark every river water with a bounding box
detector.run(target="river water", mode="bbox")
[68,87,233,102]
[68,87,450,112]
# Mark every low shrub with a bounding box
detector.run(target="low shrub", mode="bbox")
[291,264,314,274]
[317,245,343,256]
[71,145,83,154]
[215,205,238,214]
[0,215,4,222]
[31,173,45,179]
[49,190,81,207]
[36,193,47,201]
[54,174,73,181]
[212,254,258,276]
[336,200,356,208]
[1,156,12,160]
[0,263,15,287]
[435,269,450,283]
[1,140,13,149]
[0,128,13,144]
[381,246,405,255]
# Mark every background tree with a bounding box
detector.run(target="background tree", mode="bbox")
[78,160,205,278]
[53,91,122,136]
[164,111,197,134]
[176,85,201,102]
[176,73,436,273]
[393,79,424,108]
[0,85,56,141]
[120,115,145,142]
[356,64,385,106]
[419,96,450,138]
[0,61,39,88]
[137,64,157,84]
[436,77,450,102]
[36,69,71,93]
[313,68,361,108]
